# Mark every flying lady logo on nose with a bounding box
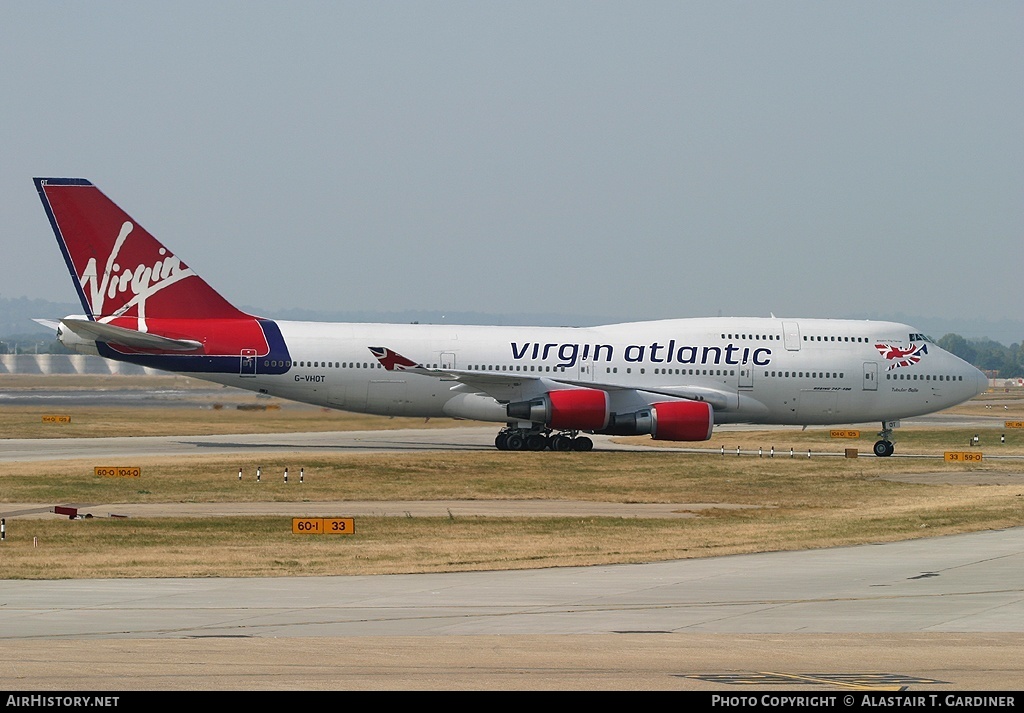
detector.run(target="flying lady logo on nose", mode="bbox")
[875,342,928,370]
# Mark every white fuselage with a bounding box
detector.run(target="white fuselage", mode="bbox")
[194,317,987,428]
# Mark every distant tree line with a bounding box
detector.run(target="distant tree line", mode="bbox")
[937,334,1024,379]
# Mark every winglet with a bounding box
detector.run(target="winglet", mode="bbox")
[368,347,421,371]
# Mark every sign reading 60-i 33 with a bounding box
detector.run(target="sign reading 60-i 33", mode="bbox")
[292,518,355,534]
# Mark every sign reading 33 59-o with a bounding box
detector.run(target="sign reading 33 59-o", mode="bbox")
[943,452,983,463]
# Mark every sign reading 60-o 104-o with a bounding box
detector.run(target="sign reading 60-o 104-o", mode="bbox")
[94,467,141,478]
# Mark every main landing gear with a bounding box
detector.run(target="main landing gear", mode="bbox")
[494,427,594,451]
[873,422,895,457]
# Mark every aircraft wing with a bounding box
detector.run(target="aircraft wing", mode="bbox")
[368,346,736,410]
[59,318,204,352]
[370,346,575,386]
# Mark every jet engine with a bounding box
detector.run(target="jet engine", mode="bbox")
[505,389,610,431]
[604,400,714,441]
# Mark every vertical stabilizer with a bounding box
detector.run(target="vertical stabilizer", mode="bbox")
[34,178,253,325]
[33,178,287,373]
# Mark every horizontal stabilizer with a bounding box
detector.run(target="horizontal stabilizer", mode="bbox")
[60,318,203,352]
[32,318,61,332]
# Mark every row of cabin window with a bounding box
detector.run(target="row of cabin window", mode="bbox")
[717,334,871,344]
[464,365,736,377]
[263,361,446,369]
[467,365,568,372]
[764,371,845,378]
[262,361,956,382]
[602,367,734,376]
[804,336,868,343]
[263,361,383,368]
[757,371,965,381]
[652,368,735,376]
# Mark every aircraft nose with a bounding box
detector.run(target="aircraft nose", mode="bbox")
[974,368,989,396]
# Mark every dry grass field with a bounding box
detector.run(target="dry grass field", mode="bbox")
[1,374,1022,579]
[0,373,481,438]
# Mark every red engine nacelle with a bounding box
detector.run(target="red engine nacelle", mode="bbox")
[506,389,610,431]
[649,401,714,441]
[602,400,714,441]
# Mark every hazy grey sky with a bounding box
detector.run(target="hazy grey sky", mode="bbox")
[3,3,1021,332]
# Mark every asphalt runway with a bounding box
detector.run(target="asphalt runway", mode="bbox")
[2,429,1024,690]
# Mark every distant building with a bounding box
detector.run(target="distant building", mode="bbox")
[0,354,160,375]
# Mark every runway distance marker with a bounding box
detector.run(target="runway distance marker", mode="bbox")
[94,466,141,478]
[830,429,860,438]
[42,415,71,423]
[292,518,355,535]
[325,518,354,534]
[943,452,983,463]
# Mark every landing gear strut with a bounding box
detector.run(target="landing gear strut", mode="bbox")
[495,427,593,451]
[873,422,895,457]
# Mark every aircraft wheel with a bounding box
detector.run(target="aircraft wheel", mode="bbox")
[550,435,573,451]
[572,436,593,451]
[526,433,548,451]
[495,433,509,450]
[873,440,894,457]
[504,433,525,451]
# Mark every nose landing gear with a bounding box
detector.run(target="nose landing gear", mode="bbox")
[873,422,896,457]
[873,439,895,457]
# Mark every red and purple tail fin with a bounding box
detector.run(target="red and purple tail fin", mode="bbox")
[34,178,253,323]
[34,178,291,374]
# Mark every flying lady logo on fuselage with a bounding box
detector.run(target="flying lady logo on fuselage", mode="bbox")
[875,342,928,370]
[368,347,420,371]
[79,221,195,329]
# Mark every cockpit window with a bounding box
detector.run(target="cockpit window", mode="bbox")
[909,333,932,342]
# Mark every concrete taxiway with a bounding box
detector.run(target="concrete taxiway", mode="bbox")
[1,527,1022,690]
[0,416,1016,462]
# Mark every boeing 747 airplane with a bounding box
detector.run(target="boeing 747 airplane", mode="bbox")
[33,178,988,455]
